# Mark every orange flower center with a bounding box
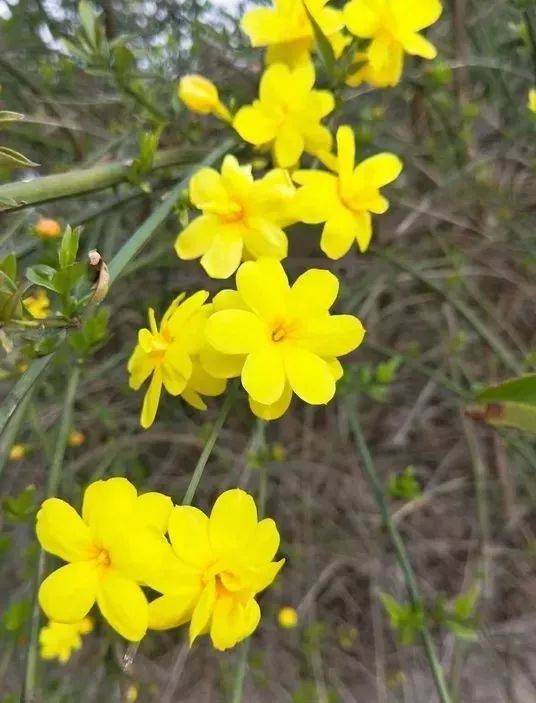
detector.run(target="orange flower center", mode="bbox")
[95,548,111,568]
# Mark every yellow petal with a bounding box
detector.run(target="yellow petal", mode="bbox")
[168,505,212,568]
[354,153,403,188]
[320,209,359,259]
[336,125,355,182]
[236,258,290,320]
[249,382,293,421]
[200,225,244,279]
[234,105,276,145]
[82,477,138,542]
[284,347,336,404]
[127,346,153,390]
[353,210,373,252]
[343,0,381,38]
[248,518,280,563]
[242,218,288,260]
[97,570,148,642]
[300,315,366,356]
[175,215,217,260]
[181,387,207,411]
[188,363,227,396]
[190,580,216,644]
[274,125,304,168]
[210,596,260,651]
[39,562,98,623]
[189,167,233,213]
[241,7,282,47]
[327,357,344,381]
[242,344,285,405]
[148,594,197,630]
[251,558,285,593]
[199,346,245,379]
[290,269,339,314]
[221,154,253,202]
[136,492,173,532]
[401,32,437,59]
[206,309,267,355]
[209,489,258,559]
[36,498,93,562]
[392,0,443,31]
[141,370,162,429]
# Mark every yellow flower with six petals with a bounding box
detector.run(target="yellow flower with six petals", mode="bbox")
[39,618,93,663]
[175,155,296,279]
[233,63,334,168]
[293,126,402,258]
[148,488,284,651]
[241,0,345,68]
[36,477,174,642]
[127,292,225,428]
[344,0,443,88]
[204,258,365,420]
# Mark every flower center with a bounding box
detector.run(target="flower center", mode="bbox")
[96,548,111,568]
[271,324,287,343]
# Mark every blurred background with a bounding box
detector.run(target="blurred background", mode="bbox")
[1,0,536,701]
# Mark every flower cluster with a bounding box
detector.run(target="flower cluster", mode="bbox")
[36,478,283,651]
[129,259,365,424]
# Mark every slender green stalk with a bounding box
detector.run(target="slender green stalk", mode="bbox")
[0,351,57,438]
[109,137,234,281]
[21,365,81,703]
[348,407,453,703]
[231,640,251,703]
[0,390,33,479]
[0,147,187,212]
[524,10,536,82]
[182,385,237,505]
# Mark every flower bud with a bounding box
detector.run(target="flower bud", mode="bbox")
[178,74,231,122]
[34,217,61,239]
[277,606,298,629]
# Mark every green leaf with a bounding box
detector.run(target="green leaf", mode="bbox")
[0,146,38,169]
[53,262,87,294]
[0,253,17,284]
[445,620,478,642]
[2,598,31,633]
[26,264,61,293]
[78,0,98,48]
[58,225,80,269]
[0,111,25,124]
[2,485,37,522]
[112,44,136,80]
[468,374,536,434]
[302,1,335,78]
[453,585,480,620]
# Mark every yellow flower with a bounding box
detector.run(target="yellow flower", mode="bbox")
[34,217,62,239]
[23,289,50,319]
[127,292,224,428]
[278,606,298,628]
[9,443,27,461]
[68,430,85,447]
[39,618,93,663]
[233,63,334,168]
[178,75,232,123]
[344,0,443,88]
[175,155,296,279]
[293,126,402,258]
[529,88,536,114]
[241,0,345,68]
[36,477,174,642]
[148,488,284,651]
[204,258,365,419]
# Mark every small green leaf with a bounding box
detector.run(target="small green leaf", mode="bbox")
[78,0,98,48]
[477,374,536,404]
[58,225,80,269]
[2,485,37,522]
[0,146,38,169]
[302,1,336,78]
[468,374,536,434]
[26,264,61,293]
[0,253,17,283]
[453,585,480,620]
[0,111,25,124]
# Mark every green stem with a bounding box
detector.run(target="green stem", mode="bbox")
[0,147,187,212]
[230,640,250,703]
[348,408,453,703]
[109,137,234,282]
[182,384,237,506]
[21,365,81,703]
[0,318,79,330]
[0,351,58,438]
[524,10,536,82]
[0,390,33,480]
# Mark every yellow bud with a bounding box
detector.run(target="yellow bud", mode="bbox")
[34,217,61,239]
[277,606,298,629]
[178,74,231,122]
[272,442,286,461]
[529,88,536,115]
[68,430,85,447]
[9,444,27,461]
[23,289,50,320]
[126,684,139,702]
